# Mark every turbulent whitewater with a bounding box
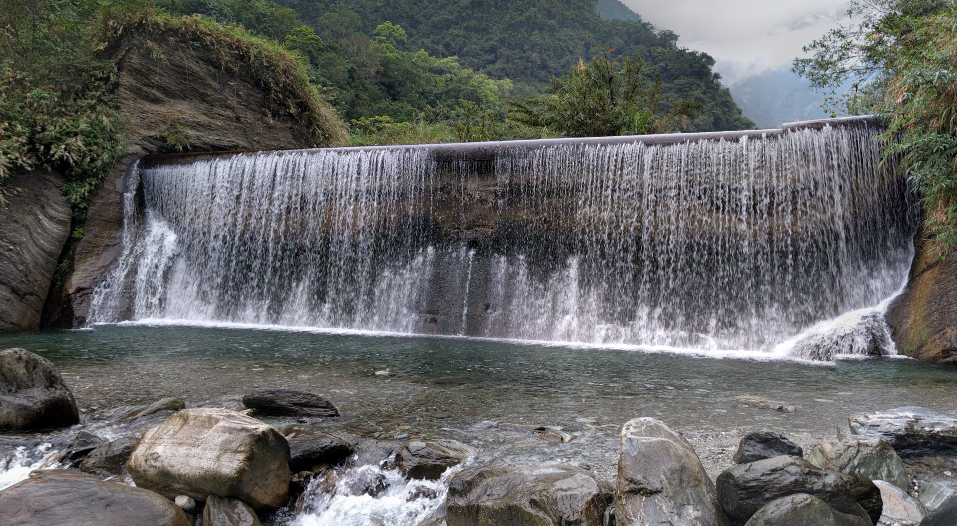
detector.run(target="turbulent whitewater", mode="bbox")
[91,118,917,353]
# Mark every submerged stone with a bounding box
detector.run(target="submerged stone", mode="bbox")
[242,388,339,418]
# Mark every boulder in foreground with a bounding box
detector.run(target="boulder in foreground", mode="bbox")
[849,406,957,457]
[0,469,190,526]
[127,407,290,510]
[617,417,729,526]
[806,437,908,490]
[0,348,79,430]
[446,462,609,526]
[742,493,871,526]
[715,455,882,525]
[733,430,804,464]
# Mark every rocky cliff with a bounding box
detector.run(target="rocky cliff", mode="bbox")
[887,227,957,363]
[39,17,345,328]
[0,171,72,331]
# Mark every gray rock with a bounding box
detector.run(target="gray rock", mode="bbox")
[849,407,957,458]
[120,397,185,421]
[919,480,957,512]
[65,430,106,464]
[175,495,197,513]
[394,439,476,480]
[715,455,883,525]
[922,491,957,526]
[788,311,892,360]
[446,462,610,526]
[127,408,290,510]
[202,495,261,526]
[0,469,190,526]
[616,417,729,526]
[0,348,79,430]
[241,388,339,417]
[80,435,139,477]
[743,493,871,526]
[288,431,356,472]
[807,437,909,490]
[873,480,925,526]
[734,431,804,464]
[0,170,71,332]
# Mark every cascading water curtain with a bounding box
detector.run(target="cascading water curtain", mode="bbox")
[91,120,917,353]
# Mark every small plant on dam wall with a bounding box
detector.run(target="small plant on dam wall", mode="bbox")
[796,0,957,246]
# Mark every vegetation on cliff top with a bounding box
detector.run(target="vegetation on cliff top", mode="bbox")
[796,0,957,246]
[0,0,345,216]
[273,0,754,133]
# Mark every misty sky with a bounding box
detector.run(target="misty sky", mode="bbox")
[620,0,852,85]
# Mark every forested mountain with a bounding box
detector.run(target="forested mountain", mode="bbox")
[595,0,643,23]
[730,65,839,128]
[274,0,754,132]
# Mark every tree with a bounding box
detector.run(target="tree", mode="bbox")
[795,0,957,245]
[509,51,702,137]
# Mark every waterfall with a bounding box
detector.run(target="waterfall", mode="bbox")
[90,118,918,354]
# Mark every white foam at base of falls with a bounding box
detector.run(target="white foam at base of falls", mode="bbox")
[90,120,917,358]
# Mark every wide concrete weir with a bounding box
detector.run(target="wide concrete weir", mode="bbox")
[96,116,917,354]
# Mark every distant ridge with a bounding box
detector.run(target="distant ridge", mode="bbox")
[595,0,643,23]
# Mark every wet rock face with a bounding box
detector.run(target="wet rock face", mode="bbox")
[742,493,871,526]
[0,348,79,430]
[127,408,291,510]
[46,24,330,329]
[79,436,139,478]
[287,432,356,473]
[715,455,882,526]
[446,462,609,526]
[394,439,476,480]
[616,417,730,526]
[788,311,892,361]
[0,469,191,526]
[0,170,71,332]
[848,406,957,458]
[886,231,957,364]
[806,437,909,491]
[733,431,804,464]
[241,388,339,418]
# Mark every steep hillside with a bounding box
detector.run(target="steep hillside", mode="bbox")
[275,0,753,131]
[730,65,841,128]
[595,0,643,23]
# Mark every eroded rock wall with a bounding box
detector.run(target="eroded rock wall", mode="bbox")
[42,28,324,328]
[887,228,957,363]
[0,171,71,332]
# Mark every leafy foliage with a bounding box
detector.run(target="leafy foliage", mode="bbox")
[273,0,753,132]
[0,0,347,213]
[510,52,703,137]
[795,0,957,245]
[0,0,126,214]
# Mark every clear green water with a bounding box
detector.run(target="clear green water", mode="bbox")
[2,324,957,480]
